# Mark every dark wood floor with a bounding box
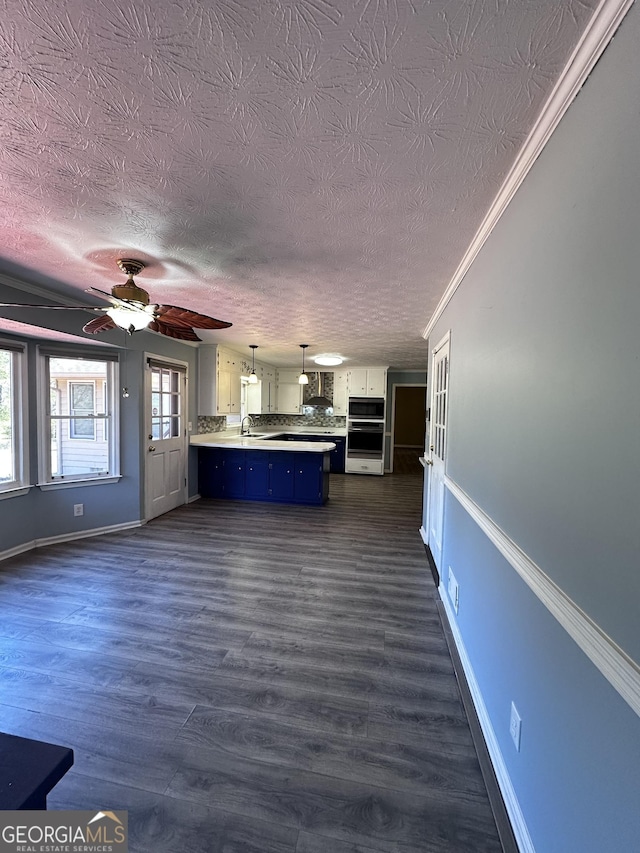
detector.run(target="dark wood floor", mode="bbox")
[0,472,503,852]
[392,446,425,474]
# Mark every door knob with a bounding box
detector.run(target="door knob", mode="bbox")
[148,445,156,452]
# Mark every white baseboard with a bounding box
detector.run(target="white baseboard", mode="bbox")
[0,541,37,562]
[439,586,535,853]
[419,525,428,545]
[0,520,145,564]
[188,493,201,503]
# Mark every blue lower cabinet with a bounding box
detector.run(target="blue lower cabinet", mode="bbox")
[224,450,246,498]
[269,457,295,499]
[199,448,329,504]
[329,437,345,473]
[292,434,345,473]
[245,452,270,498]
[293,452,329,504]
[199,449,224,498]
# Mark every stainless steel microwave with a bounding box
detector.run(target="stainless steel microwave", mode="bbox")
[348,397,385,419]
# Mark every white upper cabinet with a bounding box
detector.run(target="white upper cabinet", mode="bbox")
[197,345,217,415]
[198,345,243,416]
[277,369,303,413]
[216,353,241,414]
[347,367,387,397]
[246,363,277,414]
[332,370,348,414]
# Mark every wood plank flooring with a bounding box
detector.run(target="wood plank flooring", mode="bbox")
[0,472,504,852]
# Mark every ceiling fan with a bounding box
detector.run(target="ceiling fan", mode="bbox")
[0,258,232,342]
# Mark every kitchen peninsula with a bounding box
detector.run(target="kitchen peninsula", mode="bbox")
[192,431,337,505]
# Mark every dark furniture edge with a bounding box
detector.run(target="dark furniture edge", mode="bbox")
[0,732,74,810]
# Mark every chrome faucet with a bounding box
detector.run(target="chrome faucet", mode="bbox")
[241,415,255,435]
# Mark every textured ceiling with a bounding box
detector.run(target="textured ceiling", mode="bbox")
[0,0,598,368]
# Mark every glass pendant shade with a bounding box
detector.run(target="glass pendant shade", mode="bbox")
[298,344,309,384]
[248,344,259,383]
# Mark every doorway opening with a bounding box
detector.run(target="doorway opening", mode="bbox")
[390,385,427,474]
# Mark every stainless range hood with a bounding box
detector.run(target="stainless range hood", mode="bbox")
[304,372,333,409]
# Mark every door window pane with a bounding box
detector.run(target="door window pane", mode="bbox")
[150,367,182,441]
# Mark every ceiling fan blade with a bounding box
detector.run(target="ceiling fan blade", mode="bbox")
[154,304,232,330]
[0,302,105,312]
[85,287,132,309]
[83,314,118,334]
[148,318,201,341]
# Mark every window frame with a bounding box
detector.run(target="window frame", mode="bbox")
[38,347,120,489]
[0,339,29,499]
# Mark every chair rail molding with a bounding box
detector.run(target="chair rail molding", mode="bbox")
[446,476,640,718]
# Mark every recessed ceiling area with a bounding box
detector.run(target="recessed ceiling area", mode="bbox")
[0,0,599,367]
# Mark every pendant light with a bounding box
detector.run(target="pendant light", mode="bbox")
[248,344,258,384]
[298,344,309,385]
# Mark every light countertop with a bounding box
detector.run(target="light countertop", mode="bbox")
[190,431,336,452]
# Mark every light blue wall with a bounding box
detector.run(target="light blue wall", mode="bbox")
[0,281,199,555]
[443,497,640,852]
[426,5,640,850]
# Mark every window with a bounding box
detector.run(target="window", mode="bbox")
[40,352,118,483]
[0,341,28,495]
[69,382,96,439]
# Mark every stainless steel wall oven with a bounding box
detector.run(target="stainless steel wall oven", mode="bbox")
[347,397,385,419]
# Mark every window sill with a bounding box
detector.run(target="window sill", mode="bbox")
[37,476,122,491]
[0,485,32,501]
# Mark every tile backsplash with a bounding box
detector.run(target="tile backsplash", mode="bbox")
[196,415,227,433]
[253,413,347,429]
[196,413,346,434]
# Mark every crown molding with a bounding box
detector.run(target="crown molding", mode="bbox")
[423,0,635,341]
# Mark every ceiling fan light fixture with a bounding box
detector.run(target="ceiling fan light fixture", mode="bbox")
[106,305,153,332]
[298,344,309,385]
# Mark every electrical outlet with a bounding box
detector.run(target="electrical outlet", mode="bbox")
[73,503,84,517]
[510,702,522,751]
[447,567,459,614]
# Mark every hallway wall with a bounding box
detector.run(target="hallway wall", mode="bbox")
[424,4,640,851]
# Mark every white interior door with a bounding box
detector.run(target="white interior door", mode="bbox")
[426,334,450,571]
[145,361,187,520]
